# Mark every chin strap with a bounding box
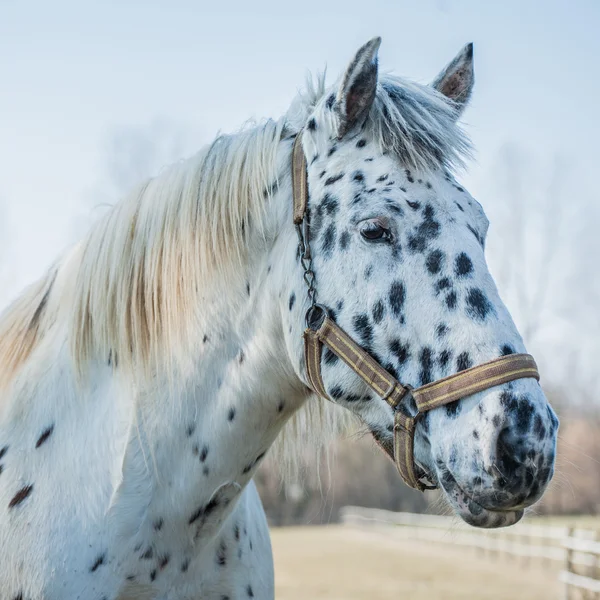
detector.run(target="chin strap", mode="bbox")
[292,131,540,492]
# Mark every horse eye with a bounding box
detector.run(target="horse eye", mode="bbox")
[360,221,390,242]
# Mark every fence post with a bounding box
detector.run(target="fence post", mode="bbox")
[564,526,573,600]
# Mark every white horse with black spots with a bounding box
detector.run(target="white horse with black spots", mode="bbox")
[0,38,558,599]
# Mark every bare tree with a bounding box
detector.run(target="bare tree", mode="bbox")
[485,144,599,397]
[75,118,204,234]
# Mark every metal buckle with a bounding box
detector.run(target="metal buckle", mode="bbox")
[305,304,329,330]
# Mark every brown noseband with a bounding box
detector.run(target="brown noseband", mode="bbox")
[291,132,540,491]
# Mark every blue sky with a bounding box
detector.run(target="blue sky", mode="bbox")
[1,0,599,385]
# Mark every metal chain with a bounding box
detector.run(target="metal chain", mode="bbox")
[296,220,318,310]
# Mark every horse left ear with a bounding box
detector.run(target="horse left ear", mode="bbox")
[335,37,381,138]
[432,43,474,116]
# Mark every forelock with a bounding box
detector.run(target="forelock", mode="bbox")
[287,72,473,173]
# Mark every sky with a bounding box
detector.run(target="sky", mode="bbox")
[1,0,599,388]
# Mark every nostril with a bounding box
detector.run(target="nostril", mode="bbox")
[495,427,522,480]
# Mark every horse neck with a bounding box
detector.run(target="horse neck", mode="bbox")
[130,148,309,489]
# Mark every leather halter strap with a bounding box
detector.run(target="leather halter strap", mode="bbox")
[292,131,541,491]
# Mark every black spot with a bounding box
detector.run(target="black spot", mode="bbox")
[466,288,493,321]
[141,547,154,560]
[500,345,515,356]
[372,300,385,324]
[319,170,326,179]
[247,585,255,597]
[288,293,295,311]
[321,223,336,258]
[228,407,236,422]
[419,347,434,385]
[307,118,317,131]
[8,484,33,508]
[364,265,373,280]
[238,350,245,364]
[407,200,420,210]
[326,93,335,109]
[339,230,350,250]
[126,574,136,581]
[435,323,448,338]
[11,594,23,600]
[389,339,410,365]
[324,174,344,187]
[426,250,445,275]
[323,347,339,365]
[90,553,106,572]
[473,430,479,440]
[0,445,8,460]
[533,414,546,440]
[356,139,367,148]
[153,518,164,531]
[246,282,250,296]
[435,277,452,293]
[438,349,452,369]
[377,174,388,182]
[455,202,464,212]
[181,559,190,572]
[405,169,414,183]
[388,281,405,316]
[321,193,339,215]
[492,414,502,428]
[186,423,196,437]
[200,445,209,462]
[216,540,227,566]
[467,224,484,247]
[330,386,344,400]
[455,252,473,277]
[159,554,170,569]
[456,352,472,372]
[514,399,535,435]
[446,401,461,418]
[353,171,364,182]
[35,424,54,448]
[150,569,157,581]
[445,291,458,310]
[277,400,285,413]
[327,146,337,157]
[202,334,209,343]
[234,523,241,541]
[203,466,210,476]
[353,314,373,347]
[408,206,440,253]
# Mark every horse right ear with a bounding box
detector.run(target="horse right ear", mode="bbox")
[431,43,475,116]
[334,37,381,138]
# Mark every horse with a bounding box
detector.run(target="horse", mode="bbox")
[0,37,558,599]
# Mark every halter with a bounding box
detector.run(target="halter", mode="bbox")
[291,132,540,491]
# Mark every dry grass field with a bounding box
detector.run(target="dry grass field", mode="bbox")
[271,526,560,600]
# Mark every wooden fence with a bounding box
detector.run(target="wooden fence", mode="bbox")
[340,506,600,599]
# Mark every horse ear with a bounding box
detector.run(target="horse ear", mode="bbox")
[335,37,381,138]
[431,43,474,115]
